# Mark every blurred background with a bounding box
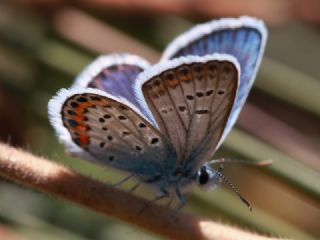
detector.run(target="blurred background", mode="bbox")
[0,0,319,239]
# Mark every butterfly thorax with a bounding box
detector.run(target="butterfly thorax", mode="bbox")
[140,158,198,194]
[143,163,221,196]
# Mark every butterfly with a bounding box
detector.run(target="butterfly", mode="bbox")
[48,16,268,211]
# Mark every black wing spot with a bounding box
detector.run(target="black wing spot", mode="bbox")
[217,90,225,95]
[178,106,186,112]
[67,110,77,116]
[77,96,88,102]
[90,96,102,101]
[195,110,209,114]
[196,92,204,98]
[104,114,111,119]
[135,145,142,151]
[70,102,79,108]
[161,109,168,114]
[99,118,105,123]
[151,138,159,144]
[99,142,105,148]
[118,115,126,120]
[107,135,113,141]
[122,131,130,136]
[186,95,194,100]
[73,138,81,145]
[109,156,114,162]
[102,127,108,131]
[206,90,214,96]
[139,123,146,128]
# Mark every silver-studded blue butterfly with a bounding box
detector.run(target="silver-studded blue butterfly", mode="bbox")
[48,16,268,211]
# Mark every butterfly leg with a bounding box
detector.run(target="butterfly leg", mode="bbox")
[166,188,186,222]
[165,196,174,208]
[176,188,186,210]
[111,174,135,188]
[139,189,170,214]
[169,188,186,219]
[127,183,140,193]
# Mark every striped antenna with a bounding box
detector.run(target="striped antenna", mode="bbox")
[209,158,273,167]
[216,168,252,211]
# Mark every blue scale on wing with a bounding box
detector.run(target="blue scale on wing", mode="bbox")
[88,64,143,108]
[163,25,267,148]
[82,63,156,123]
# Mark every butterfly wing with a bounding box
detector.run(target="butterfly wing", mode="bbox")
[162,16,267,148]
[135,54,239,167]
[48,88,177,178]
[73,54,153,121]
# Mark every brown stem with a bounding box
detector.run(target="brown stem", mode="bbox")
[0,142,285,240]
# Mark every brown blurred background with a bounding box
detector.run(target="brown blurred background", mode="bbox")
[0,1,319,239]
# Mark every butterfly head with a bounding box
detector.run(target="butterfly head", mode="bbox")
[196,163,222,191]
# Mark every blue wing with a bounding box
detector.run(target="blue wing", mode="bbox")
[162,16,268,148]
[72,54,154,122]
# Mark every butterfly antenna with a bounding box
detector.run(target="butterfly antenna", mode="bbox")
[216,170,252,211]
[209,158,272,167]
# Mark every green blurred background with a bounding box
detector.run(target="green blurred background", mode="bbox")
[0,1,319,239]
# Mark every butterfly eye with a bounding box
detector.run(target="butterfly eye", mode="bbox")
[197,164,221,191]
[197,166,209,185]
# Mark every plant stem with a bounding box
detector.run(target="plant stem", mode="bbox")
[0,143,286,240]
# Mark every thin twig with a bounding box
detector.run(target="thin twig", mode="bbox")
[0,142,285,240]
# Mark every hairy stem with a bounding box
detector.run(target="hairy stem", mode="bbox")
[0,143,285,240]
